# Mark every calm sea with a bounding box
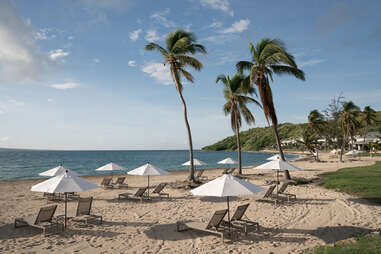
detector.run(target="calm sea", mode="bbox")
[0,149,298,181]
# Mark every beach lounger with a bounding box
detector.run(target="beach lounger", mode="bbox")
[101,177,114,189]
[14,205,63,236]
[151,183,169,198]
[113,176,128,189]
[276,182,296,201]
[118,187,148,202]
[177,209,233,242]
[258,185,276,201]
[58,197,102,225]
[195,170,207,181]
[222,204,259,235]
[223,168,235,175]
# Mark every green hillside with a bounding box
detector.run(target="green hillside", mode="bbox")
[202,111,381,152]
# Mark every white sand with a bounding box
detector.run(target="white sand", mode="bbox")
[0,153,380,253]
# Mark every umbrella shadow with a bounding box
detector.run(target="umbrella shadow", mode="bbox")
[0,223,41,240]
[347,198,381,207]
[101,220,152,228]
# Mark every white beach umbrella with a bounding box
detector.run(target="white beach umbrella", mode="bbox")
[31,171,99,228]
[345,150,360,156]
[218,157,238,165]
[127,163,169,198]
[191,174,264,231]
[330,149,338,154]
[182,158,207,166]
[255,159,300,198]
[266,154,281,161]
[95,162,126,171]
[39,165,79,177]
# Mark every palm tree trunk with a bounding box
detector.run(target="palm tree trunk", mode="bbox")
[340,134,345,162]
[235,123,242,175]
[170,66,195,182]
[273,124,291,180]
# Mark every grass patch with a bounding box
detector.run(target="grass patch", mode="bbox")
[311,235,381,254]
[319,161,381,202]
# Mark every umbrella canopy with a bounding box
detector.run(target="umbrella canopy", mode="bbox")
[31,171,99,228]
[266,154,281,161]
[255,159,301,171]
[127,163,168,176]
[182,158,207,166]
[218,157,238,165]
[191,174,264,232]
[32,172,99,193]
[191,174,264,197]
[95,162,126,171]
[39,165,79,177]
[330,149,339,154]
[345,150,362,155]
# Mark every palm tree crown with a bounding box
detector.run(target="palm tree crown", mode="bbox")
[308,109,325,136]
[145,30,206,91]
[361,106,377,127]
[236,38,305,126]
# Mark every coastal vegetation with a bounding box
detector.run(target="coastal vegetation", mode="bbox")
[145,30,206,182]
[216,73,261,174]
[312,235,381,254]
[203,102,381,153]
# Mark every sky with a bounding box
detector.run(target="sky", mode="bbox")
[0,0,380,150]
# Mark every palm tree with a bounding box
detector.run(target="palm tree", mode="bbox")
[339,101,360,162]
[308,109,325,161]
[236,38,305,179]
[145,30,206,182]
[361,106,377,130]
[216,73,261,174]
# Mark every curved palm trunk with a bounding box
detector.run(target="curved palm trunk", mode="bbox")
[170,65,196,182]
[273,124,291,180]
[235,122,242,175]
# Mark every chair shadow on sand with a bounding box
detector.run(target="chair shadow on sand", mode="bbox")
[144,223,373,245]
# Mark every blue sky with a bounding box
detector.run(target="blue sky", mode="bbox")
[0,0,380,150]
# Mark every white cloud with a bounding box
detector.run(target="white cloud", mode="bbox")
[24,18,31,27]
[33,28,56,40]
[128,60,136,67]
[0,137,9,142]
[0,1,50,82]
[219,19,250,34]
[151,9,176,28]
[8,99,24,106]
[68,36,74,40]
[47,98,54,102]
[50,82,80,90]
[49,49,69,62]
[129,29,142,41]
[200,0,233,16]
[203,34,239,44]
[145,29,160,42]
[142,62,172,85]
[299,59,325,67]
[209,21,222,29]
[93,58,100,64]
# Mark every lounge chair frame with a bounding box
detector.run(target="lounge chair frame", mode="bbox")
[151,183,169,198]
[118,187,148,202]
[14,205,63,236]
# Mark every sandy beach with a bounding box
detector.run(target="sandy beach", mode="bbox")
[1,152,380,254]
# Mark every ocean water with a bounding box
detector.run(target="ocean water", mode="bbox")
[0,149,298,181]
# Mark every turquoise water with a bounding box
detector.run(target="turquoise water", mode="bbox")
[0,149,298,181]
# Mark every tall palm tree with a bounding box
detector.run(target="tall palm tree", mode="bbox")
[236,38,305,179]
[145,30,206,182]
[308,109,325,161]
[216,73,261,174]
[339,101,360,162]
[361,106,377,130]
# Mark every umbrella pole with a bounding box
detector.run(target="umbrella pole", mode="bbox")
[65,192,67,228]
[147,175,150,199]
[227,196,231,233]
[276,170,279,205]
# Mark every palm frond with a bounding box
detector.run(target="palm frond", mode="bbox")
[236,61,253,74]
[144,43,168,56]
[270,65,305,80]
[180,68,194,83]
[177,55,203,71]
